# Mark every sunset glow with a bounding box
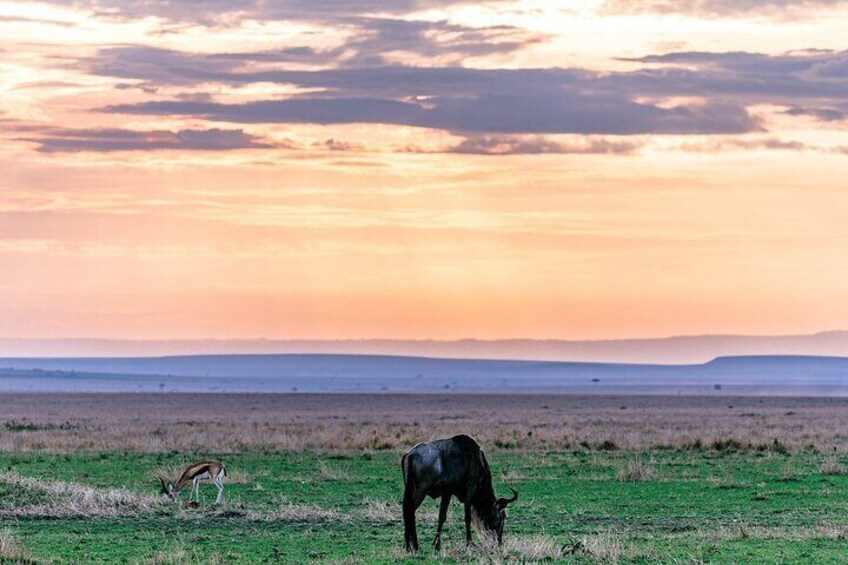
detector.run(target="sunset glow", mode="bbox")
[2,0,847,339]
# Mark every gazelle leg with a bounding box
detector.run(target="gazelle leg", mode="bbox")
[213,470,225,504]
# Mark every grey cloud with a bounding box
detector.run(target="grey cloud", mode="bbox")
[679,137,809,152]
[445,135,644,155]
[0,15,76,27]
[22,127,271,152]
[619,51,848,101]
[91,47,244,86]
[783,106,846,121]
[676,137,848,156]
[317,139,364,151]
[104,95,756,135]
[89,17,541,83]
[97,59,760,135]
[812,56,848,78]
[40,0,498,25]
[341,18,544,65]
[96,46,848,101]
[603,0,848,17]
[89,46,848,136]
[620,50,848,120]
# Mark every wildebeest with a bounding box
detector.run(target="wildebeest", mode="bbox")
[401,434,518,552]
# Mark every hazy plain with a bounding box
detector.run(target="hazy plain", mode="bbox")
[3,393,848,453]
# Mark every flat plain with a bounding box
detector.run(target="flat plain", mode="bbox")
[3,393,848,563]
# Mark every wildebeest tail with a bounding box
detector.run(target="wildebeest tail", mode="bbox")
[401,451,419,551]
[401,452,410,485]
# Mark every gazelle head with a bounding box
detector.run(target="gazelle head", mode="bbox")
[158,476,178,501]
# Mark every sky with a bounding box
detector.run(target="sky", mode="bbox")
[1,0,847,341]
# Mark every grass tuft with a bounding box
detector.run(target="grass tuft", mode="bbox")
[821,457,847,475]
[0,471,168,518]
[0,527,39,564]
[575,532,642,564]
[616,456,656,482]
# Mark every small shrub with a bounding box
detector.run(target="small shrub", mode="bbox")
[616,457,656,482]
[770,439,790,455]
[711,438,742,452]
[316,461,348,482]
[821,458,847,476]
[597,440,618,451]
[4,420,78,432]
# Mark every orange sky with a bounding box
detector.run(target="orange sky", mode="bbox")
[1,0,848,339]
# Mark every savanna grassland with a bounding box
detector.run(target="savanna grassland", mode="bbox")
[3,393,848,563]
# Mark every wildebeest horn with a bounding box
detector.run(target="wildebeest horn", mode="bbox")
[497,487,519,509]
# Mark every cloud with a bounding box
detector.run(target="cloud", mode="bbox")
[88,17,542,81]
[38,0,491,24]
[0,15,76,27]
[105,95,756,135]
[317,138,365,151]
[81,43,848,137]
[675,136,848,156]
[21,128,272,152]
[602,0,848,18]
[678,137,809,152]
[90,46,848,136]
[100,60,759,135]
[783,106,846,121]
[620,50,848,120]
[339,18,545,65]
[444,135,644,155]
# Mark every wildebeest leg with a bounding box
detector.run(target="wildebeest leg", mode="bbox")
[433,494,450,550]
[403,483,424,552]
[464,503,472,547]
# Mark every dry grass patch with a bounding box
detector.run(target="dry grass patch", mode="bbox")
[820,457,847,476]
[315,461,350,482]
[256,497,349,523]
[0,471,167,518]
[502,535,564,561]
[141,542,225,565]
[500,469,529,483]
[616,457,656,482]
[359,498,397,523]
[429,534,564,564]
[700,523,848,542]
[573,532,642,564]
[706,475,750,489]
[0,528,40,565]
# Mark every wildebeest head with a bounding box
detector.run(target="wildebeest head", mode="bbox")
[493,487,519,542]
[475,487,518,544]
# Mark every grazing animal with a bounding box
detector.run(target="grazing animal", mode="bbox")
[401,434,518,552]
[158,460,227,504]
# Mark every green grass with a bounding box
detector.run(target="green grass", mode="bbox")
[2,450,848,563]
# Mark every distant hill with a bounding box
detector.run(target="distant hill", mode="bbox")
[0,331,847,364]
[1,353,847,395]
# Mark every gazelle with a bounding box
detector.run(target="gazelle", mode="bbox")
[158,460,227,504]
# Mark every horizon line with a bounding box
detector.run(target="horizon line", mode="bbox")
[0,329,846,343]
